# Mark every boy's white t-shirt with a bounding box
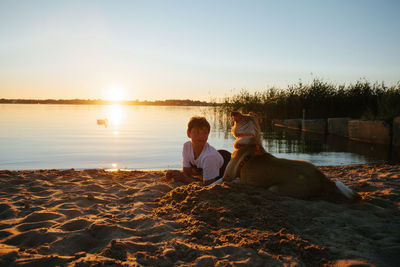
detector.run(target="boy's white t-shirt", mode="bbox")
[182,141,224,181]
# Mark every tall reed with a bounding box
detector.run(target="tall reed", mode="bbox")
[222,79,400,123]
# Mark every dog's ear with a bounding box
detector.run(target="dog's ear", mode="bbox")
[231,111,242,121]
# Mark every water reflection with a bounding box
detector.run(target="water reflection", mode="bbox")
[96,104,124,134]
[106,104,123,126]
[204,108,400,165]
[268,126,396,163]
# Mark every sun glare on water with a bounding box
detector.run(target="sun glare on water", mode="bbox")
[107,104,123,126]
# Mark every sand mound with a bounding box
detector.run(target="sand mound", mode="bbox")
[1,165,399,266]
[155,183,328,266]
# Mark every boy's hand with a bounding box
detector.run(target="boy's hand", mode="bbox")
[165,170,183,182]
[165,170,197,184]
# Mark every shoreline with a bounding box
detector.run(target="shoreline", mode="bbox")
[1,162,396,172]
[1,164,399,266]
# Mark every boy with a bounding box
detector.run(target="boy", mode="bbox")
[166,116,231,186]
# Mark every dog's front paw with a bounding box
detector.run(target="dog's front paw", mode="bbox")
[207,177,223,188]
[222,176,236,182]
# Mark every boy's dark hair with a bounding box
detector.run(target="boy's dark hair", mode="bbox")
[187,116,210,132]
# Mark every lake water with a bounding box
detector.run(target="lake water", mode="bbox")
[1,104,398,170]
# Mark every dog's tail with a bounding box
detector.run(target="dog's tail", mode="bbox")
[319,172,360,201]
[334,180,356,199]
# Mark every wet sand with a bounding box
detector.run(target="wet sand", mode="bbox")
[0,164,399,266]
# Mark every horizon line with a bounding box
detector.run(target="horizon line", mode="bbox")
[0,98,217,105]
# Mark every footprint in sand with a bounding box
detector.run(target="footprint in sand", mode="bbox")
[5,230,59,248]
[121,218,155,230]
[0,203,16,219]
[56,209,84,219]
[61,219,92,231]
[17,221,56,232]
[82,184,106,192]
[22,211,63,223]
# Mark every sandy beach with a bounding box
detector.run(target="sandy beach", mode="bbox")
[0,164,399,266]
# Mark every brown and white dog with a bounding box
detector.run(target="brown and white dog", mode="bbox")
[212,111,358,200]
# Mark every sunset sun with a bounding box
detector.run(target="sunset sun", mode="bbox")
[105,86,125,102]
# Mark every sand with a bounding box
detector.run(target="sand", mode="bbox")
[0,164,399,266]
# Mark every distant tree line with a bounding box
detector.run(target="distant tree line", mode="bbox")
[0,98,213,106]
[222,79,400,123]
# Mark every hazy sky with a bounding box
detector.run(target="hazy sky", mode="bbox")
[1,0,399,101]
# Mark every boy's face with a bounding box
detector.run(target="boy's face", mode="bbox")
[187,127,209,147]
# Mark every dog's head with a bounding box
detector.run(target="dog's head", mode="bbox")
[230,111,261,139]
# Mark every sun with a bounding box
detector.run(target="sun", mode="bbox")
[106,86,125,102]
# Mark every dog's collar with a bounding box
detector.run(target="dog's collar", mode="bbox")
[234,134,257,149]
[236,145,263,177]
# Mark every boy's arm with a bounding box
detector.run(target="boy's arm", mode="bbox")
[165,168,196,183]
[181,167,197,183]
[180,142,197,183]
[202,154,223,186]
[183,167,192,176]
[183,168,217,186]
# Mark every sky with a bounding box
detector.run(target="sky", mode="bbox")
[0,0,399,102]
